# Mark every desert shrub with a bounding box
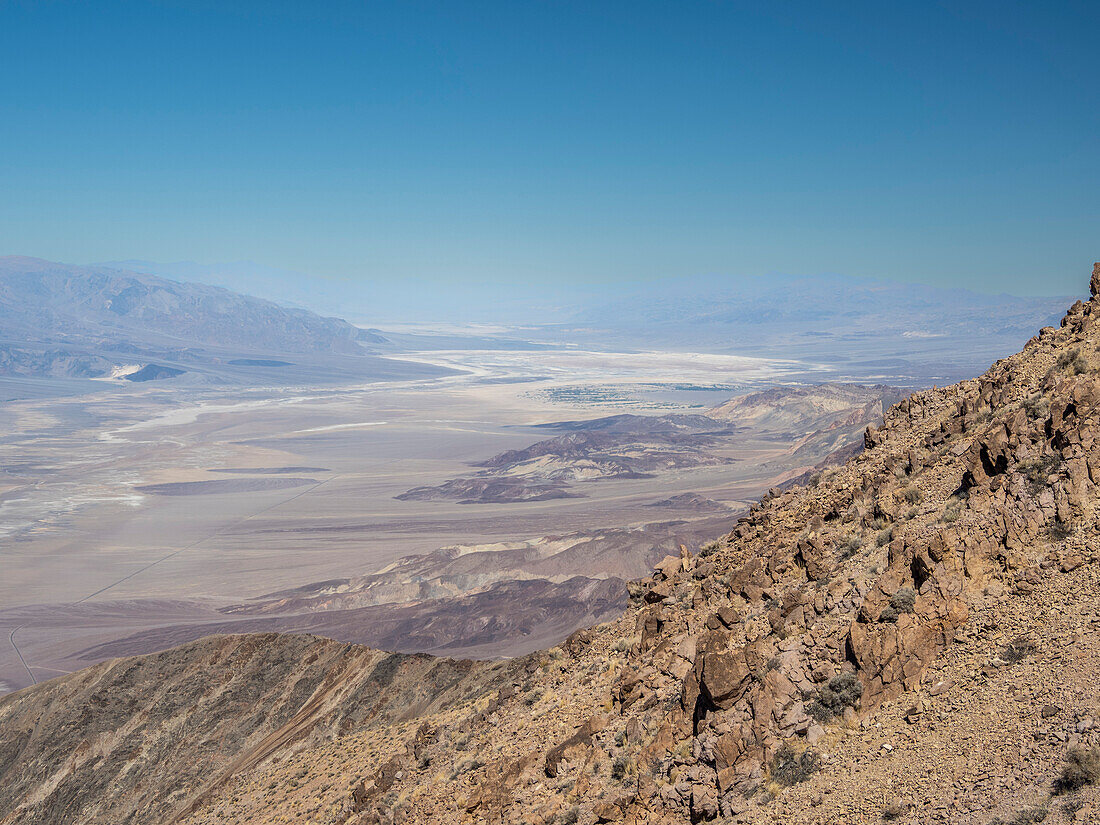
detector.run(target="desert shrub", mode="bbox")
[1062,797,1085,818]
[838,534,863,559]
[699,539,721,557]
[1056,746,1100,793]
[876,527,894,547]
[1057,347,1090,375]
[1023,394,1049,420]
[940,500,962,524]
[903,486,922,504]
[770,745,821,787]
[1019,454,1064,494]
[988,806,1048,825]
[611,756,627,781]
[556,806,580,825]
[807,672,862,721]
[882,799,909,820]
[448,757,485,781]
[879,606,899,623]
[890,587,916,614]
[1001,635,1037,664]
[1048,519,1072,540]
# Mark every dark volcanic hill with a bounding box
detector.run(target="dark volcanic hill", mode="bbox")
[398,384,902,504]
[2,268,1100,825]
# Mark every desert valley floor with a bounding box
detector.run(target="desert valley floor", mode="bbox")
[1,343,881,694]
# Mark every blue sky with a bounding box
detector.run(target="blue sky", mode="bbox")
[0,0,1096,296]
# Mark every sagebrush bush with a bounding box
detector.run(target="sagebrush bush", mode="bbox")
[988,806,1048,825]
[1056,746,1100,792]
[770,745,821,787]
[1019,453,1063,494]
[1001,635,1037,664]
[699,539,721,557]
[610,756,627,781]
[1048,519,1072,540]
[838,535,862,559]
[940,501,961,523]
[890,587,916,613]
[1057,347,1090,375]
[807,672,862,721]
[1023,394,1049,420]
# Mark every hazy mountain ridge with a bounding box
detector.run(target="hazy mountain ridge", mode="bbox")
[556,275,1076,382]
[95,259,1074,383]
[0,257,400,382]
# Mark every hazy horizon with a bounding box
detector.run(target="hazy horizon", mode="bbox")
[83,256,1086,327]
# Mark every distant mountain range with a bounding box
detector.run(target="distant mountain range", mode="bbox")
[0,255,1079,386]
[0,257,447,384]
[99,259,1076,382]
[548,274,1075,383]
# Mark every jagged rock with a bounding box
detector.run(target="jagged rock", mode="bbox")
[545,714,607,777]
[691,782,719,820]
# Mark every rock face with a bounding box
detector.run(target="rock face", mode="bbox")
[3,268,1100,825]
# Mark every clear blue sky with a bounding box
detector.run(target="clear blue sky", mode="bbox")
[1,0,1096,295]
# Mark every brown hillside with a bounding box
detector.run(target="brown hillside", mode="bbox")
[3,267,1100,825]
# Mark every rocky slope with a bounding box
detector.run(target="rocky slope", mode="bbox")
[0,635,490,825]
[4,269,1100,825]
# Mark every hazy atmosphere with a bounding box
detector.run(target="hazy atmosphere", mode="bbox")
[2,3,1099,825]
